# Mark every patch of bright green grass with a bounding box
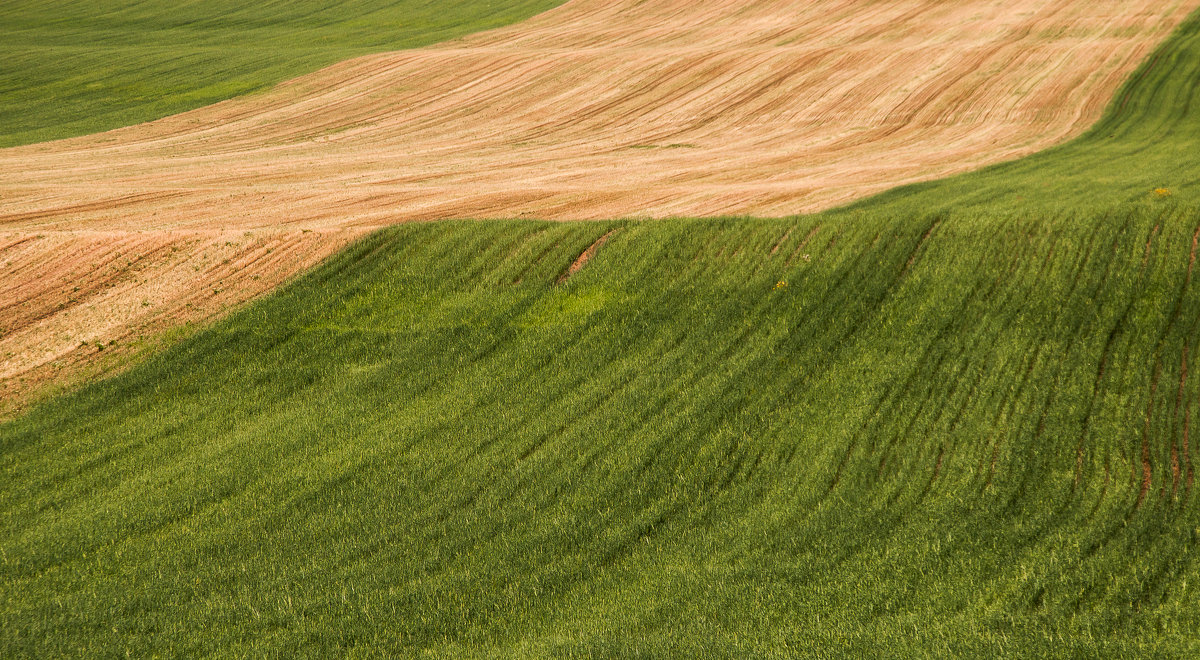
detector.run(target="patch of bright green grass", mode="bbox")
[0,0,565,147]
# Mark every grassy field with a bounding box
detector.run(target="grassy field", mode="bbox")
[5,2,1200,657]
[838,8,1200,216]
[3,206,1200,655]
[0,0,565,147]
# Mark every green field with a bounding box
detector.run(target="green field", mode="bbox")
[5,206,1200,655]
[838,12,1200,216]
[0,0,565,147]
[5,2,1200,657]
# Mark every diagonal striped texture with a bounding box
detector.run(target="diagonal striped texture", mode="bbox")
[2,0,1196,408]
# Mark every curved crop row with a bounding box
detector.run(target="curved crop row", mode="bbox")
[0,0,567,147]
[839,9,1200,215]
[3,207,1199,654]
[3,0,1197,410]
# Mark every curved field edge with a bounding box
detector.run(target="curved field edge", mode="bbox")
[0,0,566,415]
[0,228,364,420]
[5,0,1194,221]
[3,0,1197,413]
[4,3,1200,653]
[3,208,1200,655]
[832,5,1200,217]
[0,0,567,147]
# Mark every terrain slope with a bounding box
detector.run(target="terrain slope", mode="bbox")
[5,207,1200,655]
[7,2,1200,655]
[1,0,1197,408]
[0,0,566,147]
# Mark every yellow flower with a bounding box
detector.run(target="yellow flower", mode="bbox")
[1154,187,1172,198]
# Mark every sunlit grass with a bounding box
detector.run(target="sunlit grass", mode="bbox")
[0,0,565,146]
[835,10,1200,216]
[4,1,1200,656]
[4,207,1200,655]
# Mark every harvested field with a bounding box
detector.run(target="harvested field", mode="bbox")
[0,229,355,414]
[1,0,1197,407]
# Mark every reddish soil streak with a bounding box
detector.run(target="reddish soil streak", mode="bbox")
[557,228,619,283]
[1143,224,1161,270]
[1139,360,1160,506]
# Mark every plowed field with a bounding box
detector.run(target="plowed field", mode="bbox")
[1,0,1197,408]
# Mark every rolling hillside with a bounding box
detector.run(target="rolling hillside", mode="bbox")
[3,0,1195,413]
[5,0,1200,656]
[4,206,1200,655]
[6,0,1193,222]
[0,0,567,147]
[838,6,1200,216]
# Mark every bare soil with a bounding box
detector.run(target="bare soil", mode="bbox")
[1,0,1196,411]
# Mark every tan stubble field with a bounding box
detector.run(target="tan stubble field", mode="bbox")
[1,0,1197,410]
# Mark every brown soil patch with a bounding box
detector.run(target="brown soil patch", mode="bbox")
[1,0,1196,410]
[0,229,357,416]
[558,228,619,283]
